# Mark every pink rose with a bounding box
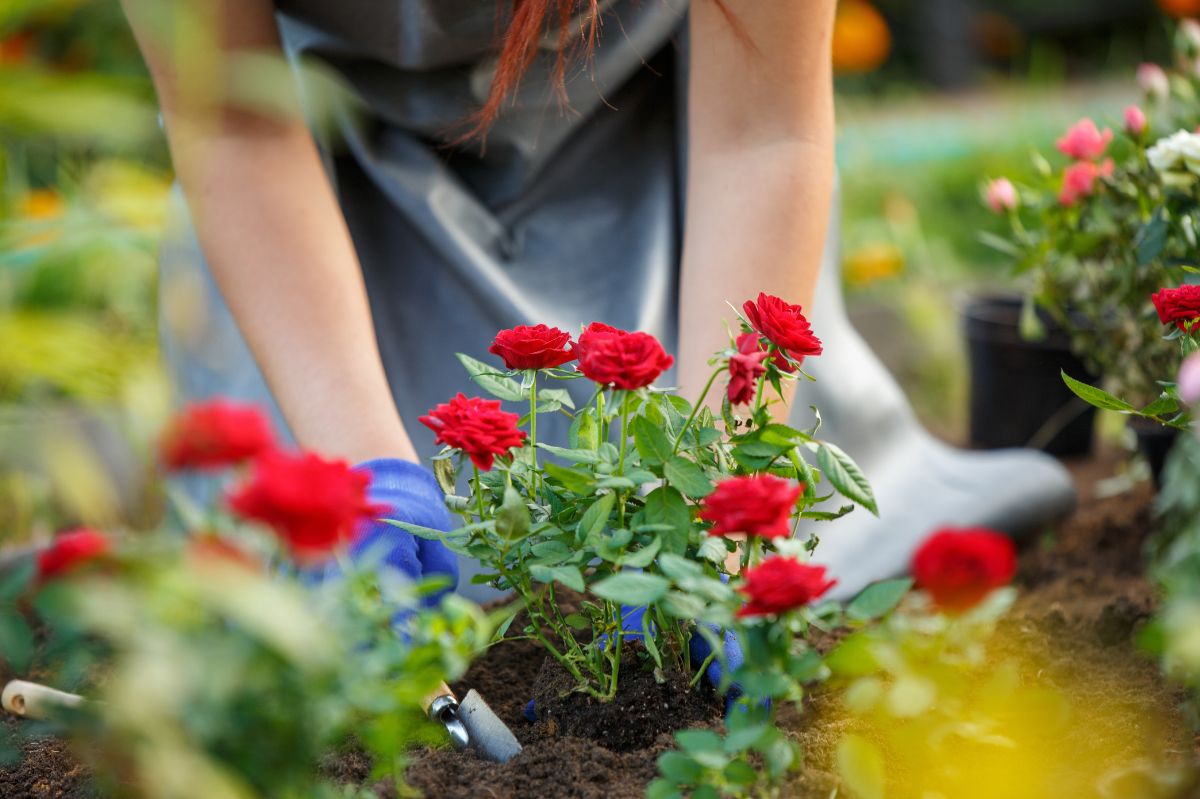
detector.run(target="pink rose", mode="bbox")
[985,178,1017,213]
[1137,63,1169,101]
[1178,352,1200,406]
[1124,105,1147,138]
[1056,118,1113,161]
[1058,159,1113,206]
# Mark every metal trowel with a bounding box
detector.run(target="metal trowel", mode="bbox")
[424,682,522,763]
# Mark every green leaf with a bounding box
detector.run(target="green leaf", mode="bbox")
[846,579,913,622]
[817,442,878,515]
[0,610,34,672]
[642,610,663,669]
[543,461,593,494]
[657,751,703,786]
[621,537,662,569]
[837,734,886,799]
[723,759,758,786]
[637,487,691,555]
[538,388,575,410]
[676,729,723,755]
[386,520,454,541]
[1141,393,1180,418]
[457,353,526,402]
[697,536,728,564]
[495,487,531,541]
[564,613,591,631]
[661,590,707,619]
[537,443,603,464]
[664,457,714,499]
[591,572,670,604]
[0,559,34,603]
[632,416,674,467]
[1060,371,1136,413]
[569,409,599,450]
[529,540,574,565]
[1135,206,1168,266]
[577,493,616,540]
[530,564,585,593]
[658,552,703,580]
[977,229,1019,257]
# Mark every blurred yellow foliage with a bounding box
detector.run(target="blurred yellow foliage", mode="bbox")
[844,242,905,288]
[0,311,154,401]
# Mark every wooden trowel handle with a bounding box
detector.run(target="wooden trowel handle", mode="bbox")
[2,680,85,719]
[422,682,456,716]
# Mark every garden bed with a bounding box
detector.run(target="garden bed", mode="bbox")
[4,451,1197,799]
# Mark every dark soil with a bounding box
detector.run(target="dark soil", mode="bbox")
[5,450,1200,798]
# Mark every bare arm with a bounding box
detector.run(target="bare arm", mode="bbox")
[679,1,837,404]
[122,0,417,463]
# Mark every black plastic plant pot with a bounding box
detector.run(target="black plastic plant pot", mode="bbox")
[962,294,1097,457]
[1129,417,1180,490]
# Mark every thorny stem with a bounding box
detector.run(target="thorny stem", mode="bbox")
[674,366,724,454]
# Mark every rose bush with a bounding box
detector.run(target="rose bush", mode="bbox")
[983,22,1200,430]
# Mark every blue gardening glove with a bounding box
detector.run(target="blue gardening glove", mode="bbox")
[345,458,459,607]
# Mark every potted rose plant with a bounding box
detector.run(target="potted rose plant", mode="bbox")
[981,25,1200,475]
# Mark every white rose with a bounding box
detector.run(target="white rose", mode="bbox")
[1148,130,1200,184]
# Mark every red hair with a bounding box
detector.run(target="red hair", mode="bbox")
[469,0,742,140]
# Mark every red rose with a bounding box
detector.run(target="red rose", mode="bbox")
[1152,285,1200,331]
[419,393,527,471]
[488,324,576,370]
[699,474,803,540]
[728,333,769,406]
[160,400,275,471]
[37,528,112,581]
[911,527,1016,611]
[737,557,836,618]
[574,322,674,391]
[742,293,823,367]
[228,451,383,564]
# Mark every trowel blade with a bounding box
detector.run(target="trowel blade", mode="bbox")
[457,689,523,763]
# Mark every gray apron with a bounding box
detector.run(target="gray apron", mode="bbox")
[160,0,690,459]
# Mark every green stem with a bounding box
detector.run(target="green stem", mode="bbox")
[529,370,540,499]
[689,649,718,690]
[473,466,485,522]
[618,397,630,474]
[674,366,724,454]
[751,346,775,421]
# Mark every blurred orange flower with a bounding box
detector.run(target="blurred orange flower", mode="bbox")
[1159,0,1200,18]
[833,0,892,74]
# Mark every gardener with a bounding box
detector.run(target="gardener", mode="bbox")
[123,0,1073,604]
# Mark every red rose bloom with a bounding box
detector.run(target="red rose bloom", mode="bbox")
[737,557,836,618]
[911,527,1016,611]
[488,324,576,370]
[742,293,823,366]
[699,474,803,540]
[228,451,383,564]
[728,333,770,406]
[1152,285,1200,331]
[160,399,275,471]
[38,528,111,581]
[419,393,527,470]
[574,322,674,391]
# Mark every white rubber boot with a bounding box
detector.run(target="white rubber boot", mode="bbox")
[791,188,1077,599]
